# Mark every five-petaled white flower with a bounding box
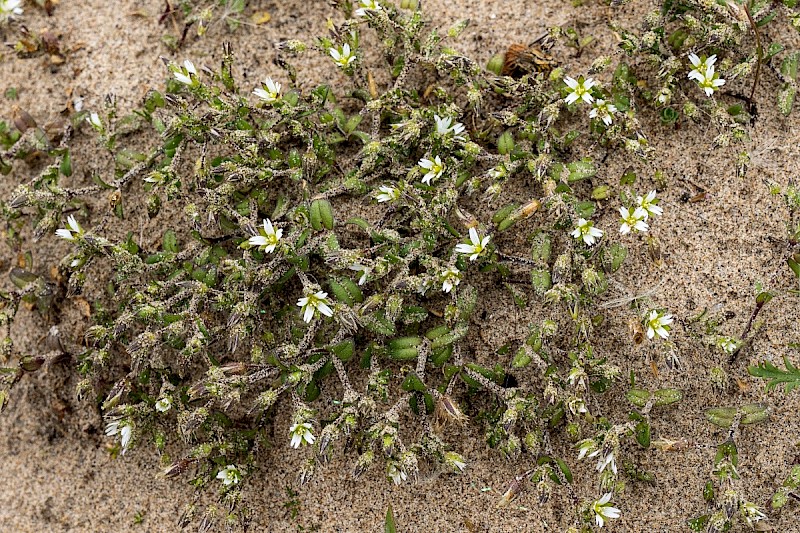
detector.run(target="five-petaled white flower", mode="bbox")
[248,218,283,254]
[741,501,767,527]
[688,54,725,97]
[375,185,400,203]
[591,493,621,528]
[564,76,597,105]
[355,0,382,17]
[687,53,716,82]
[297,290,334,323]
[216,464,241,486]
[636,190,663,219]
[387,462,407,485]
[349,263,370,285]
[571,218,603,246]
[439,266,461,293]
[330,43,356,68]
[289,422,316,448]
[105,420,133,455]
[433,114,466,139]
[173,60,198,86]
[253,76,281,104]
[455,227,490,261]
[419,155,445,185]
[715,336,739,355]
[0,0,23,21]
[645,309,673,339]
[619,206,649,235]
[86,112,103,131]
[56,215,84,241]
[589,99,617,126]
[155,397,172,413]
[444,451,466,473]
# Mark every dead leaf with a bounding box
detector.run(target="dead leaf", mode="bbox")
[251,11,271,25]
[73,297,91,318]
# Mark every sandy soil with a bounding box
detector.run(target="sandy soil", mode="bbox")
[1,0,799,532]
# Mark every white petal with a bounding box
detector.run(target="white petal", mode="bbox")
[56,229,75,240]
[249,236,268,247]
[468,227,479,245]
[67,215,81,233]
[316,302,333,317]
[455,244,474,255]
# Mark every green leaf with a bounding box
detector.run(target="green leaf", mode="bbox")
[748,356,800,393]
[162,230,179,253]
[635,419,651,448]
[385,504,397,533]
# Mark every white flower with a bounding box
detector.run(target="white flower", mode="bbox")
[741,501,767,527]
[355,0,382,17]
[645,309,673,340]
[439,267,461,293]
[591,493,621,528]
[248,218,283,253]
[349,263,370,285]
[715,336,739,354]
[589,99,617,126]
[155,397,172,413]
[567,367,587,390]
[216,464,241,486]
[576,438,597,460]
[697,67,725,97]
[619,206,649,235]
[570,218,603,246]
[289,422,316,449]
[455,227,490,261]
[564,76,597,105]
[419,155,445,185]
[55,215,83,241]
[253,76,281,104]
[687,53,717,82]
[433,114,466,139]
[636,190,663,219]
[173,60,198,86]
[375,185,400,203]
[296,290,334,323]
[595,450,617,475]
[0,0,23,21]
[86,112,103,131]
[105,421,133,455]
[444,451,466,473]
[330,43,356,68]
[688,55,725,97]
[487,165,507,180]
[387,462,407,485]
[568,398,588,415]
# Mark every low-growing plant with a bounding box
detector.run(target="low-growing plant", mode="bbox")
[1,0,797,530]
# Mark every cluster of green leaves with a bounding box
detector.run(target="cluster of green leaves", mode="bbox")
[0,0,725,529]
[614,0,800,140]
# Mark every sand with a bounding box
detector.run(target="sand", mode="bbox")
[1,0,799,531]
